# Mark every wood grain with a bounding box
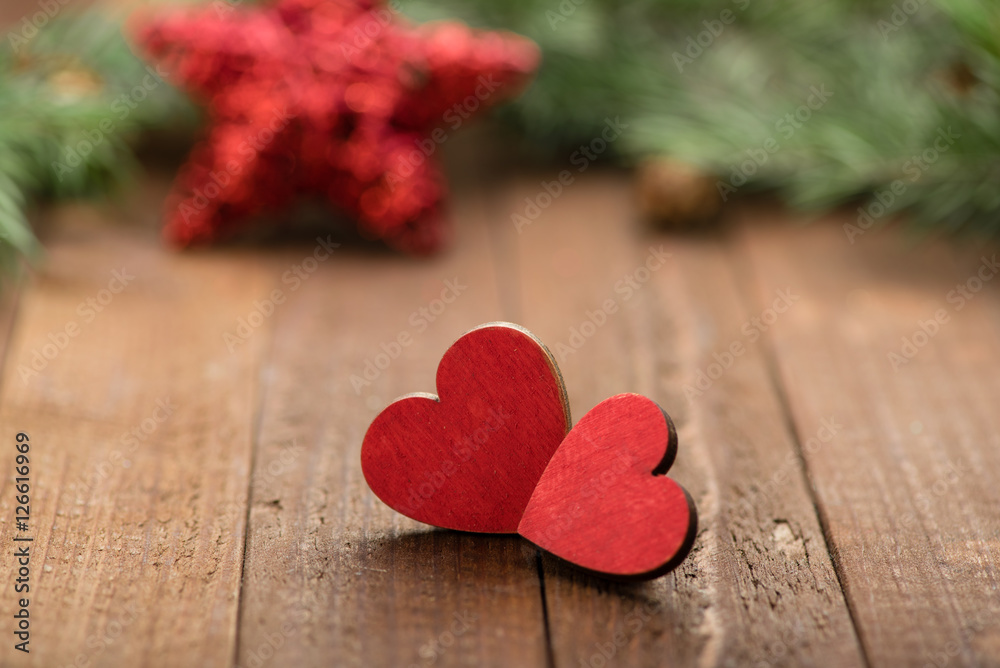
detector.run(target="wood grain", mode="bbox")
[0,268,23,383]
[3,166,1000,667]
[501,172,865,667]
[740,211,1000,667]
[0,197,278,666]
[236,185,551,667]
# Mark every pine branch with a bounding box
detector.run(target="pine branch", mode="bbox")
[0,9,193,280]
[406,0,1000,238]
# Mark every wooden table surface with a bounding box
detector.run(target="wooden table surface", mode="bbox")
[0,168,998,668]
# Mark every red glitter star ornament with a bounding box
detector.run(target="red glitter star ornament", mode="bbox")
[129,0,539,253]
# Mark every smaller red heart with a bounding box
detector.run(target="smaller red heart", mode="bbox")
[518,394,697,580]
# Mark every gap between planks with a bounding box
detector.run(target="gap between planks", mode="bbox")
[496,172,863,668]
[726,210,873,668]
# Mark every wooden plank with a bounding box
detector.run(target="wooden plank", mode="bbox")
[740,212,1000,666]
[0,267,23,384]
[0,195,277,667]
[236,184,550,667]
[502,172,865,667]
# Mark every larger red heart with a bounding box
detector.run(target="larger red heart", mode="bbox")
[361,323,571,533]
[518,394,697,579]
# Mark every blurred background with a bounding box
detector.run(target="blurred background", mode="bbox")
[1,0,999,266]
[3,3,1000,666]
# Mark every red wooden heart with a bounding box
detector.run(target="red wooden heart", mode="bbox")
[518,394,697,579]
[361,323,571,533]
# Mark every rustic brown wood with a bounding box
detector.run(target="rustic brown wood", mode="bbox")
[0,198,278,667]
[502,172,865,667]
[0,269,23,383]
[739,211,1000,667]
[4,166,1000,667]
[236,185,551,667]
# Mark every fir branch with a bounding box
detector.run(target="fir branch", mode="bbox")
[0,9,192,278]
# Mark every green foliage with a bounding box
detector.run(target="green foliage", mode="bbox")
[0,10,192,275]
[2,0,999,275]
[405,0,1000,237]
